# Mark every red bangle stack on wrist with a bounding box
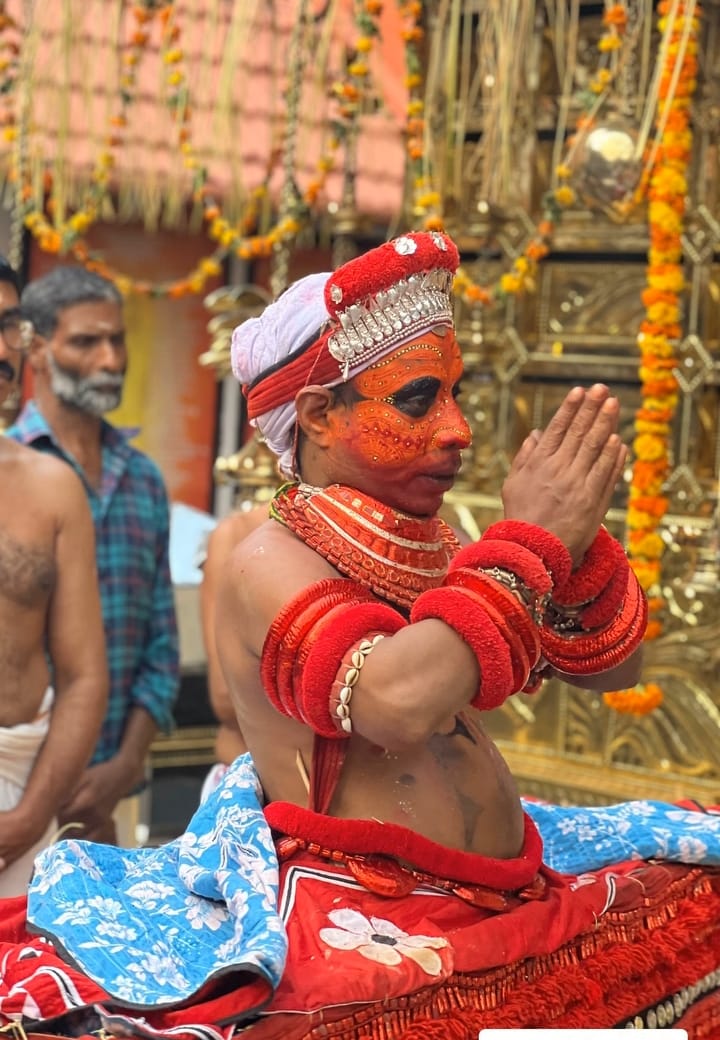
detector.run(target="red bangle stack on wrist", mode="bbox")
[540,528,648,675]
[411,520,565,708]
[481,520,574,586]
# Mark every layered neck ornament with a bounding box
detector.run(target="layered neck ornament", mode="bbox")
[270,483,461,611]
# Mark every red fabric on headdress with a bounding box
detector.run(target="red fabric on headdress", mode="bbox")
[246,327,335,420]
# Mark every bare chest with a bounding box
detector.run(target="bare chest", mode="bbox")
[0,526,56,608]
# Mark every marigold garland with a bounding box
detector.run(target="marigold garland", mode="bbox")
[4,0,383,297]
[603,0,700,717]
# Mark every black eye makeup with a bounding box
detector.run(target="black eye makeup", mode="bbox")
[384,376,442,418]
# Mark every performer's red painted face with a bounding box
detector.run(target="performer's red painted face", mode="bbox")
[326,329,471,516]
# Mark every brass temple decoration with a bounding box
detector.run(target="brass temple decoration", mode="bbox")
[200,0,720,809]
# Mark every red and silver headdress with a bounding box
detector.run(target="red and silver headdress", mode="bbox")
[231,230,459,475]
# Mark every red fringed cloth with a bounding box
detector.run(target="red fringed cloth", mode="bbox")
[237,851,720,1039]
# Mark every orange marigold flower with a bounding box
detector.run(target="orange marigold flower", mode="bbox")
[644,619,664,641]
[602,682,663,716]
[424,215,445,232]
[603,4,628,27]
[629,494,670,518]
[636,405,674,424]
[526,241,549,261]
[463,285,492,306]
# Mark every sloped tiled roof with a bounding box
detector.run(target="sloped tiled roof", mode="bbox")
[2,0,407,227]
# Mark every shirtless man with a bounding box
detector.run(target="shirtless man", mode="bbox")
[0,257,107,895]
[216,231,643,861]
[200,505,268,777]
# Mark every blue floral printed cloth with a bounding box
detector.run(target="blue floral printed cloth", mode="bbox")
[523,797,720,874]
[27,755,287,1008]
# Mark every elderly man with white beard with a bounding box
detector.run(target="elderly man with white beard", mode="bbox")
[0,257,107,894]
[6,266,179,847]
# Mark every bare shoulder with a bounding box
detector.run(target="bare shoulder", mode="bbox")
[208,506,269,558]
[225,518,338,613]
[8,445,88,514]
[218,518,339,659]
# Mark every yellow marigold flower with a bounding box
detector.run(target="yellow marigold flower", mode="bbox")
[199,257,222,277]
[634,419,670,436]
[355,37,373,53]
[167,70,183,86]
[646,271,685,294]
[626,507,655,530]
[646,301,680,325]
[69,212,92,233]
[630,559,661,590]
[500,273,522,294]
[348,62,368,77]
[407,100,424,116]
[652,168,687,195]
[554,185,576,207]
[113,276,131,296]
[633,433,667,462]
[514,256,529,275]
[416,191,441,208]
[598,34,622,51]
[2,126,17,142]
[637,335,675,358]
[628,531,666,559]
[163,48,183,64]
[555,164,572,179]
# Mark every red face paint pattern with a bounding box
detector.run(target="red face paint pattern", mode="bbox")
[348,334,471,466]
[324,332,472,517]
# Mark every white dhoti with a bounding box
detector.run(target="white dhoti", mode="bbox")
[0,688,57,897]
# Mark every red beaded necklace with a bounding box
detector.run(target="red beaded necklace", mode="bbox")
[270,482,460,610]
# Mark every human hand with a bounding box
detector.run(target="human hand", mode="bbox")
[0,806,53,871]
[57,759,128,841]
[501,385,627,566]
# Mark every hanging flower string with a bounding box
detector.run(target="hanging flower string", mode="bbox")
[9,0,383,297]
[0,4,21,144]
[18,2,163,255]
[603,0,700,716]
[451,3,630,307]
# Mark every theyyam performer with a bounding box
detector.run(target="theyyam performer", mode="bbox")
[1,231,719,1040]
